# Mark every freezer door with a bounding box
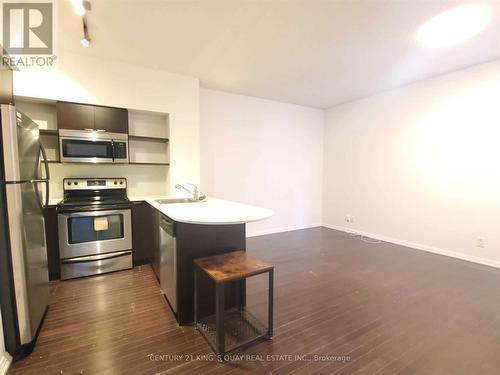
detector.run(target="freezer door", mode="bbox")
[1,105,40,182]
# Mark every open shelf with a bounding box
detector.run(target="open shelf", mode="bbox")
[128,109,170,165]
[39,133,60,163]
[128,162,170,166]
[39,129,59,136]
[128,109,169,138]
[128,138,169,165]
[128,135,169,143]
[15,98,58,132]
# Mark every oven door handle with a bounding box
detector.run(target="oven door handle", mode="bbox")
[61,251,132,264]
[58,208,130,218]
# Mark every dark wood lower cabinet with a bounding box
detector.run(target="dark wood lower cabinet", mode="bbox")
[44,206,60,281]
[131,201,156,266]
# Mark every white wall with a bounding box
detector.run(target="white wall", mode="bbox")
[200,88,324,236]
[323,60,500,268]
[13,51,200,199]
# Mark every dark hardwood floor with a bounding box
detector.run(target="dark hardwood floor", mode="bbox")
[8,227,500,374]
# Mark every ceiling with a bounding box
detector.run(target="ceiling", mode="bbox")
[59,0,500,109]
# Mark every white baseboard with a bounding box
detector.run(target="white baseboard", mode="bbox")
[323,223,500,270]
[246,223,322,238]
[0,353,12,375]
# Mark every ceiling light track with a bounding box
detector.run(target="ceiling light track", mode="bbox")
[81,15,91,47]
[73,0,92,47]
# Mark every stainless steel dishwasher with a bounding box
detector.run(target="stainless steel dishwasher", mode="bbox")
[159,213,177,313]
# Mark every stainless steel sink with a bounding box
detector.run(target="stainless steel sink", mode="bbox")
[155,197,206,204]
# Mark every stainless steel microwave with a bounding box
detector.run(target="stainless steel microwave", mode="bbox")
[59,129,128,163]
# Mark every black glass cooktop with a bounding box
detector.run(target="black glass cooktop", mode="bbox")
[59,196,130,207]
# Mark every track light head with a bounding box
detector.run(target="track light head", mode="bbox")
[80,37,90,48]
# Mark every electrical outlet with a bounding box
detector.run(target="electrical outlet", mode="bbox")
[345,215,353,223]
[477,238,485,248]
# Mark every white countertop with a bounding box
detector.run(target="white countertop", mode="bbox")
[48,198,62,206]
[128,195,173,202]
[48,194,272,225]
[147,197,273,225]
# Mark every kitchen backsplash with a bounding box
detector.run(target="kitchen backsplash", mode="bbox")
[48,163,170,201]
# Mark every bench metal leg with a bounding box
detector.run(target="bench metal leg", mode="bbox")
[194,266,198,329]
[268,269,274,339]
[238,279,246,311]
[216,282,225,359]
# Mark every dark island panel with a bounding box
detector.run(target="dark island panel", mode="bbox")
[176,222,246,325]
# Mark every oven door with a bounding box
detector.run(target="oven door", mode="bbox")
[60,136,114,163]
[58,209,132,259]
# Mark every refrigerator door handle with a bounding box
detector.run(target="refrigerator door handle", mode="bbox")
[31,180,49,208]
[41,180,49,208]
[31,144,50,207]
[39,143,50,180]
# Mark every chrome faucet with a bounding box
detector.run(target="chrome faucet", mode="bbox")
[175,182,200,201]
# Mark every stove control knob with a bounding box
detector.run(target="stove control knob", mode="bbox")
[120,181,124,185]
[74,182,78,185]
[114,181,118,185]
[67,181,71,186]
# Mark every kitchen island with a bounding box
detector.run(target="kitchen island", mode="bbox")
[146,197,272,325]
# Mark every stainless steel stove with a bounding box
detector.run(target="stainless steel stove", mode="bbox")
[57,178,133,279]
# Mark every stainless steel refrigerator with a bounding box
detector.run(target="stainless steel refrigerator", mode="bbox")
[0,104,50,359]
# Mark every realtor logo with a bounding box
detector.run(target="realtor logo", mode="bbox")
[2,1,53,54]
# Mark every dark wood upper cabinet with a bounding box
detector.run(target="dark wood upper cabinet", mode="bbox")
[94,106,128,133]
[56,101,128,133]
[56,102,94,131]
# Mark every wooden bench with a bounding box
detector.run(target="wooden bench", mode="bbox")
[194,250,274,360]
